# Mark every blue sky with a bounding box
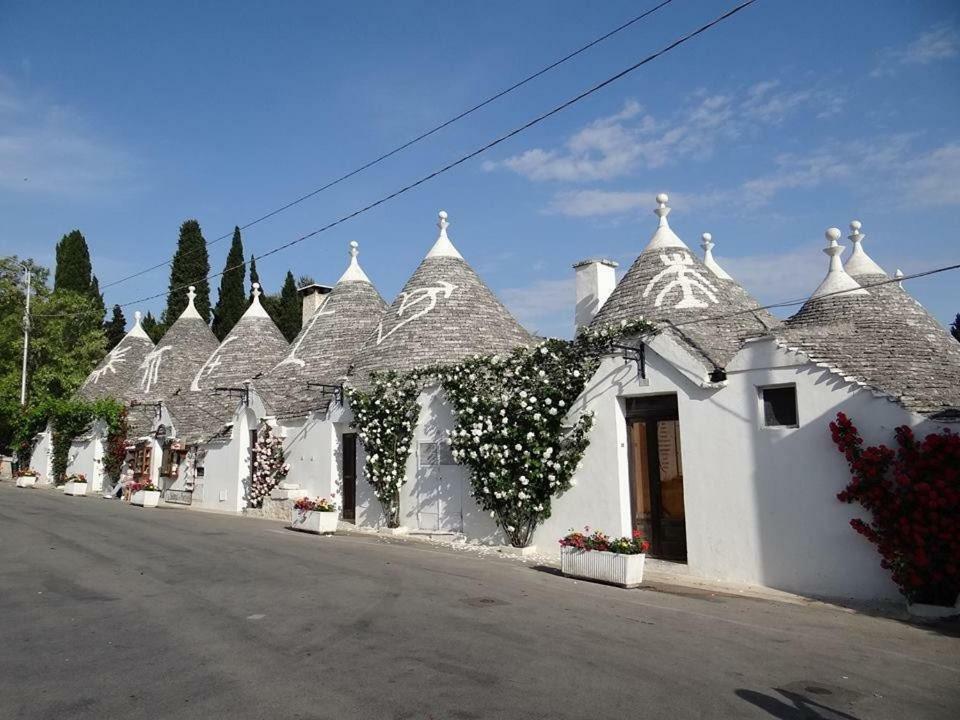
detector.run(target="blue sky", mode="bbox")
[1,0,958,338]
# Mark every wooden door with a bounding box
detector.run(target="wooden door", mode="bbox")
[626,395,686,562]
[341,433,357,522]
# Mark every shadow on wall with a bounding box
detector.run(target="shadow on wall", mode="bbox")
[748,364,903,602]
[735,687,861,720]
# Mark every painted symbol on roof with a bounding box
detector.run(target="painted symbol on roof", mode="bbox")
[375,281,457,346]
[643,252,719,309]
[139,346,172,393]
[276,297,335,369]
[191,336,239,391]
[90,345,131,384]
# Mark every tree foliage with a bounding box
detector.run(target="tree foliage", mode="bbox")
[54,230,93,295]
[276,270,301,342]
[104,304,127,351]
[951,313,959,343]
[141,311,164,343]
[212,227,246,340]
[163,219,211,325]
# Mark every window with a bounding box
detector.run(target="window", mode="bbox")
[419,441,457,467]
[760,385,798,428]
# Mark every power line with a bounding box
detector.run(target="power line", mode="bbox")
[97,0,676,293]
[39,0,759,319]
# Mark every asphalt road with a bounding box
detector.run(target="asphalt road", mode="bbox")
[1,484,957,720]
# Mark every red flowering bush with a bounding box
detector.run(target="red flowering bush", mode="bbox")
[559,527,650,555]
[130,482,159,493]
[294,497,336,513]
[15,468,39,478]
[831,412,960,605]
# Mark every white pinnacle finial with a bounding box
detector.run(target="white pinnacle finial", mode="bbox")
[129,309,150,340]
[809,228,867,300]
[337,240,372,283]
[895,268,904,288]
[644,192,687,251]
[843,218,886,277]
[700,232,732,280]
[426,209,463,259]
[180,285,201,319]
[243,281,270,319]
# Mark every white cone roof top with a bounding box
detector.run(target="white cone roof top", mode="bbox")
[425,210,464,259]
[810,228,868,299]
[127,310,151,341]
[644,194,688,251]
[700,232,733,280]
[843,220,887,277]
[336,241,372,284]
[243,282,271,319]
[179,285,203,319]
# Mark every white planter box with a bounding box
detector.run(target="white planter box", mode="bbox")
[132,490,160,508]
[907,595,960,620]
[560,547,646,588]
[64,482,88,496]
[290,509,338,534]
[15,476,37,488]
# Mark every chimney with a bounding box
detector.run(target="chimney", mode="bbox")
[297,283,333,328]
[573,259,618,333]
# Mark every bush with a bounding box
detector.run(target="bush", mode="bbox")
[293,497,336,512]
[831,413,960,605]
[559,527,650,555]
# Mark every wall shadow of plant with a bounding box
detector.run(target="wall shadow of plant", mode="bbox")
[735,688,860,720]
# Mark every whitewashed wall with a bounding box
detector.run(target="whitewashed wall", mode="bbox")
[28,428,54,484]
[531,339,955,602]
[66,423,105,491]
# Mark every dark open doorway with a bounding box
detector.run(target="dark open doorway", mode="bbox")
[341,433,357,522]
[625,395,687,562]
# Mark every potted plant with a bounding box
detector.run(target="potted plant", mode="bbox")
[15,469,39,488]
[559,527,650,588]
[63,473,88,496]
[131,482,161,508]
[290,496,338,534]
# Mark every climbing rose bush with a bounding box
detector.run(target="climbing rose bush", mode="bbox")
[346,371,421,528]
[440,319,655,548]
[831,412,960,606]
[248,420,289,507]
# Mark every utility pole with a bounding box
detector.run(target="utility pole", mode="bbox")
[20,267,32,406]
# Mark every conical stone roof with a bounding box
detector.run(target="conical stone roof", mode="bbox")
[349,211,532,385]
[78,311,155,402]
[136,286,219,401]
[591,194,777,370]
[778,224,960,415]
[258,241,387,418]
[190,283,289,392]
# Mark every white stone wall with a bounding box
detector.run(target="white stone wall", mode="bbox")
[66,424,105,492]
[28,427,54,484]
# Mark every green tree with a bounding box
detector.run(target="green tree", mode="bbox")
[0,256,105,453]
[162,220,210,325]
[104,305,127,351]
[141,311,164,343]
[951,313,959,342]
[54,230,93,295]
[275,270,301,341]
[211,227,246,340]
[90,274,105,320]
[248,255,260,299]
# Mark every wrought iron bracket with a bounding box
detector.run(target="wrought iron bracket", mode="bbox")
[610,342,646,380]
[214,385,251,406]
[306,382,344,406]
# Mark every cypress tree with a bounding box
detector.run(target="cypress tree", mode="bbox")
[141,311,164,343]
[952,313,959,342]
[54,230,94,295]
[276,270,301,342]
[104,305,127,351]
[163,219,211,325]
[90,274,105,321]
[211,227,246,340]
[248,255,260,300]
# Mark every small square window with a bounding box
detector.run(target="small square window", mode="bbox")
[438,442,456,466]
[761,385,798,428]
[419,442,439,467]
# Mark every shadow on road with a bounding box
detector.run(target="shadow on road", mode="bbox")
[735,688,860,720]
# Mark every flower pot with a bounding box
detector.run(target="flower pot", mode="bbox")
[132,490,160,508]
[560,547,646,588]
[63,482,88,497]
[290,509,338,534]
[15,476,37,488]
